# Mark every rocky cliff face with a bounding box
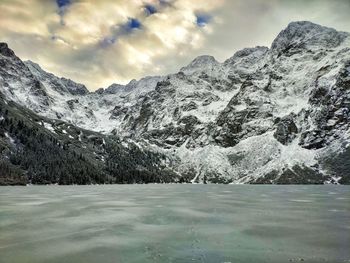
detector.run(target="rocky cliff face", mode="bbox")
[1,21,350,184]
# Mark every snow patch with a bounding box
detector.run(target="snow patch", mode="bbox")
[4,132,15,144]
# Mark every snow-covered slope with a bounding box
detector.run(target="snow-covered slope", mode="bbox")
[0,44,164,133]
[1,21,350,184]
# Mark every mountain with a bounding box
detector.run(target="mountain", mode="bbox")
[0,91,179,185]
[1,21,350,184]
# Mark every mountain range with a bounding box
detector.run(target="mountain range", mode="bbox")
[1,21,350,185]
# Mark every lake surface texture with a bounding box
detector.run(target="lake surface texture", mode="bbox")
[0,185,349,263]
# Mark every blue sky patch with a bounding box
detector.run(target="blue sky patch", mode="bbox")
[195,13,212,27]
[128,18,142,30]
[56,0,71,8]
[56,0,71,25]
[120,18,142,34]
[144,4,157,16]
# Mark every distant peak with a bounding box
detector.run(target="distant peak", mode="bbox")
[25,59,39,66]
[271,21,348,52]
[127,79,137,86]
[286,21,324,29]
[190,55,218,66]
[229,46,268,58]
[0,42,16,57]
[105,83,125,94]
[180,55,219,74]
[279,21,335,38]
[224,46,268,65]
[25,60,45,72]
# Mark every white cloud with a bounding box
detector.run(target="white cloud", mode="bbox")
[0,0,349,90]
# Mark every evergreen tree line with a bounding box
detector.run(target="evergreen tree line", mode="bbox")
[0,98,179,185]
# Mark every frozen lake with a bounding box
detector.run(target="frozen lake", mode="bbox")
[0,185,349,263]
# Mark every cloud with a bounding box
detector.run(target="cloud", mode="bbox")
[0,0,349,90]
[100,18,143,47]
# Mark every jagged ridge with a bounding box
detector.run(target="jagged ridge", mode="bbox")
[1,21,350,184]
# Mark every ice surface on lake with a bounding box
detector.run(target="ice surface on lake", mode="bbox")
[0,185,349,263]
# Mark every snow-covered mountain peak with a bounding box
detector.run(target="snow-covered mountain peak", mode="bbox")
[180,55,220,75]
[188,55,218,65]
[271,21,349,53]
[0,42,16,58]
[24,60,89,96]
[25,60,43,73]
[224,46,269,65]
[104,83,125,94]
[104,75,164,95]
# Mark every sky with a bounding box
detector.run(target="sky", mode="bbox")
[0,0,350,90]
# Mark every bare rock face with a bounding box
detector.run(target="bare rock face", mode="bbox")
[0,43,16,57]
[60,78,89,95]
[274,115,298,145]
